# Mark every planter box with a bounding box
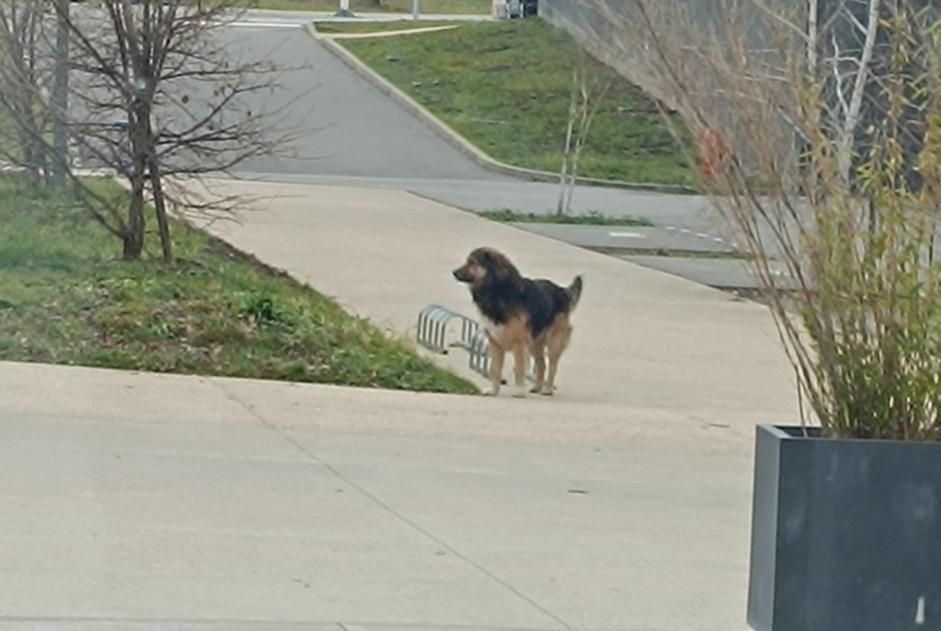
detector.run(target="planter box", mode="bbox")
[747,424,941,631]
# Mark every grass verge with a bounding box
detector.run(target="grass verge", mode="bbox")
[593,246,748,260]
[480,209,652,227]
[246,0,489,13]
[314,20,457,34]
[0,110,18,162]
[0,174,476,394]
[337,18,695,187]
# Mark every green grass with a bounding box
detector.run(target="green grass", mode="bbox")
[338,19,695,187]
[0,108,18,161]
[246,0,489,13]
[480,209,652,227]
[594,246,748,260]
[315,20,457,33]
[0,174,477,394]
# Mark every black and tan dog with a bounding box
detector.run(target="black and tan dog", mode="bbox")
[453,247,583,397]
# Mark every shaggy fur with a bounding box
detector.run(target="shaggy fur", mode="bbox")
[453,247,583,397]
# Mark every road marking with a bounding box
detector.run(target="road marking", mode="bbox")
[713,237,725,243]
[609,231,647,239]
[228,21,303,29]
[696,232,710,238]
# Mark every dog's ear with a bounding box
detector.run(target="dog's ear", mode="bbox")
[477,249,503,276]
[480,249,523,291]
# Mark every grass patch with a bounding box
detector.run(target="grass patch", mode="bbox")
[245,0,489,13]
[0,174,476,394]
[593,246,748,260]
[315,20,457,34]
[480,209,652,227]
[338,18,695,187]
[0,109,19,161]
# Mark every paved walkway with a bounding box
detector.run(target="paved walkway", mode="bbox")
[202,178,795,427]
[0,357,771,631]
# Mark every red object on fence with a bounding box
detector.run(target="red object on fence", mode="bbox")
[700,128,728,177]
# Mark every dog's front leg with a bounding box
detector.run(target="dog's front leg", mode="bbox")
[512,344,527,398]
[486,336,505,396]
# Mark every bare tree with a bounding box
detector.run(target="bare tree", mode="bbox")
[828,0,881,183]
[0,0,53,184]
[557,56,612,215]
[51,0,293,263]
[51,0,70,188]
[587,0,941,439]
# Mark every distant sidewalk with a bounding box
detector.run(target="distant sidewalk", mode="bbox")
[197,177,797,430]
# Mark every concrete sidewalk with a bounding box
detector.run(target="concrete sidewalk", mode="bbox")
[3,360,760,631]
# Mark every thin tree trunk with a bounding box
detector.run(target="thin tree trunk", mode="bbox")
[51,0,69,189]
[563,76,610,215]
[148,155,174,265]
[564,115,588,214]
[836,0,881,183]
[807,0,818,75]
[565,144,582,214]
[558,67,578,215]
[124,113,148,261]
[123,182,145,260]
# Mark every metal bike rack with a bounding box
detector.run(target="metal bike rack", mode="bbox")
[467,327,492,378]
[417,304,536,384]
[416,304,480,355]
[416,305,454,354]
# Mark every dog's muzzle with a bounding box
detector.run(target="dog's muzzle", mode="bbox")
[453,267,472,283]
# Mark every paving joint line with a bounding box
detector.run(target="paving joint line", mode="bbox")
[209,380,574,631]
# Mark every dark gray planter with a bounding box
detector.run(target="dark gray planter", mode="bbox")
[747,424,941,631]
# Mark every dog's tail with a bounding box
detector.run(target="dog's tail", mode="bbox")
[567,275,584,311]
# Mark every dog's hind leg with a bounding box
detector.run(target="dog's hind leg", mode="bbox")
[543,318,573,396]
[486,334,505,396]
[529,342,546,394]
[512,343,528,398]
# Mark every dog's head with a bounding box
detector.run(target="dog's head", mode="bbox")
[453,247,522,290]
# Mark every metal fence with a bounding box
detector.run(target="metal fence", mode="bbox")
[538,0,799,104]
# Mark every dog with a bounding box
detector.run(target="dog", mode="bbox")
[453,247,583,398]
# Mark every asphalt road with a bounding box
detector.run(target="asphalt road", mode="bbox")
[221,18,498,180]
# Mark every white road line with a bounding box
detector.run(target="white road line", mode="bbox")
[696,232,709,239]
[609,231,647,239]
[713,237,725,243]
[228,21,303,29]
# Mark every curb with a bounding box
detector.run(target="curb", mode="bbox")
[306,22,698,195]
[327,25,461,39]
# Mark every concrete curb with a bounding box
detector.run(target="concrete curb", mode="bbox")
[306,23,698,195]
[326,25,461,39]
